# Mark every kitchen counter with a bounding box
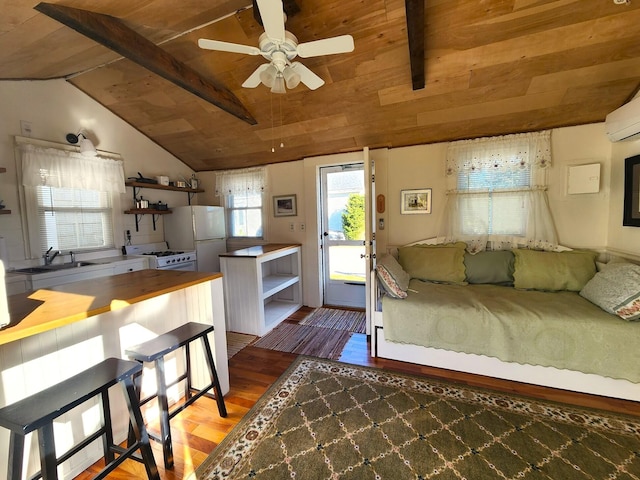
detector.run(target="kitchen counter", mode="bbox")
[3,269,221,346]
[0,268,228,479]
[220,243,301,258]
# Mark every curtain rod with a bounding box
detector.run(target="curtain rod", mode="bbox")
[14,135,123,161]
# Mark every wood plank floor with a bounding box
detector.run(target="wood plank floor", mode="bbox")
[77,306,640,479]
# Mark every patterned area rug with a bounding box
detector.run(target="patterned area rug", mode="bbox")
[299,307,366,334]
[252,323,352,360]
[194,357,640,479]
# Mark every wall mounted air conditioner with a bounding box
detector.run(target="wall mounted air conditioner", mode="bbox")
[605,96,640,142]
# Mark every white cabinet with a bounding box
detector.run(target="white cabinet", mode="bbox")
[12,258,148,291]
[220,244,302,336]
[112,258,147,275]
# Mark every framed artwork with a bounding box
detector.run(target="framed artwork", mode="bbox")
[401,188,432,214]
[273,194,297,217]
[623,154,640,227]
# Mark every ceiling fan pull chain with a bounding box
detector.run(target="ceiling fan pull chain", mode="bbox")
[280,95,284,148]
[270,94,275,153]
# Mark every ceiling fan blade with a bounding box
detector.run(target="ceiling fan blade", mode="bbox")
[198,38,261,56]
[242,64,270,88]
[291,62,325,90]
[296,35,354,58]
[256,0,285,42]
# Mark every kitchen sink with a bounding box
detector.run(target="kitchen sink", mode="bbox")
[14,262,99,274]
[45,261,98,270]
[14,267,51,274]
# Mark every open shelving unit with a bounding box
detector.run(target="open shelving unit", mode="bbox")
[220,244,302,336]
[124,180,204,230]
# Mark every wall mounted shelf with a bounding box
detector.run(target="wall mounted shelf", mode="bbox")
[123,208,172,232]
[125,180,204,205]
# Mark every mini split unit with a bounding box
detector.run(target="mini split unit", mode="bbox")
[605,96,640,142]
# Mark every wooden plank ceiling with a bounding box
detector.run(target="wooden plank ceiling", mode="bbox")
[1,0,639,171]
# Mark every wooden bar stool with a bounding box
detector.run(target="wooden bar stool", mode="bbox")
[125,322,227,469]
[0,357,159,480]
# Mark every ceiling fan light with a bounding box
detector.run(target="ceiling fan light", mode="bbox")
[271,76,286,94]
[260,64,277,88]
[283,66,301,89]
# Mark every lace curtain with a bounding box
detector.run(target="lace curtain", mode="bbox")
[20,143,125,193]
[439,131,558,252]
[215,167,267,196]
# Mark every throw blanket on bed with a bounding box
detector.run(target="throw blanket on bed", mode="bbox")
[382,279,640,383]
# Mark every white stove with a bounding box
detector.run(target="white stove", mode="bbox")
[124,242,197,271]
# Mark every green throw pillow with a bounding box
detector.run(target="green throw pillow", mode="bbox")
[513,249,597,292]
[398,243,467,284]
[464,250,515,285]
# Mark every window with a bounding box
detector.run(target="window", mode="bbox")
[36,186,115,252]
[18,140,125,259]
[227,190,264,238]
[440,131,557,252]
[215,167,267,239]
[456,167,531,237]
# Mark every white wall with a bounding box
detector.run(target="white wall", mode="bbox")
[0,80,198,267]
[206,123,638,309]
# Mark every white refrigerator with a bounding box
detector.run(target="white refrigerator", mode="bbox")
[164,206,227,272]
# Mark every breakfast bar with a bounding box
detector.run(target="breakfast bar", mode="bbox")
[0,269,228,480]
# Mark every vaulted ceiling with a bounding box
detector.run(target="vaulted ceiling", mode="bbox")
[2,0,640,171]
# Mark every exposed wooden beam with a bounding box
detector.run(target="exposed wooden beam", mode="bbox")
[35,2,257,125]
[405,0,425,90]
[252,0,300,26]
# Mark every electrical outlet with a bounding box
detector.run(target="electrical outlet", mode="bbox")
[289,222,295,232]
[299,223,305,232]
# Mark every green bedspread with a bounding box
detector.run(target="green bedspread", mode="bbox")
[382,279,640,383]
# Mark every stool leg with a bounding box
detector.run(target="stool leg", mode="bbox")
[121,376,160,480]
[100,390,116,464]
[185,342,193,400]
[201,334,227,418]
[127,368,143,447]
[7,432,25,480]
[155,356,174,469]
[37,422,58,480]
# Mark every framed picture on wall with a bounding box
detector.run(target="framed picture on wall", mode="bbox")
[623,154,640,227]
[401,188,432,214]
[273,194,297,217]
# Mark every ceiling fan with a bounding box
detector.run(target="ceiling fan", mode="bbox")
[198,0,354,93]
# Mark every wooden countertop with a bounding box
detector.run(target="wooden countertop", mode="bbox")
[1,269,222,346]
[219,244,301,258]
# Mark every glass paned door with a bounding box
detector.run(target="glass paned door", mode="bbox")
[320,164,366,308]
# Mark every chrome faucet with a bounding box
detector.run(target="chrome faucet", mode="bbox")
[44,247,61,265]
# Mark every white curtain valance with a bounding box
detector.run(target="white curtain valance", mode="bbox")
[445,130,551,177]
[20,143,125,194]
[215,167,267,197]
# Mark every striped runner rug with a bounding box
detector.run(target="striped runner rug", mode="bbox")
[226,332,257,359]
[252,323,353,360]
[298,307,366,334]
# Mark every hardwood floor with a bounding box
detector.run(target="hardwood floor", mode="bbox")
[77,307,640,479]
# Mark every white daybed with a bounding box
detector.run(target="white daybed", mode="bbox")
[370,239,640,402]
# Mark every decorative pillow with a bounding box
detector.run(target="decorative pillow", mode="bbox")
[464,250,515,285]
[512,249,597,292]
[376,254,410,299]
[398,243,467,284]
[580,262,640,321]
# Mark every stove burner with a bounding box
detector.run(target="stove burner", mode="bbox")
[143,251,185,256]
